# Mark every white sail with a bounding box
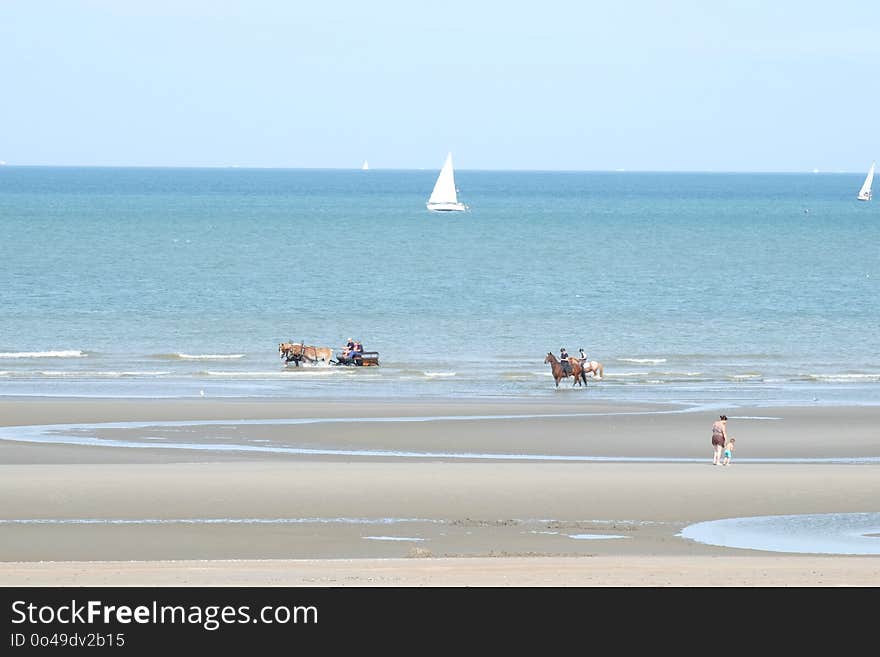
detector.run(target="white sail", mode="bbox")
[426,152,467,211]
[361,160,369,170]
[428,153,458,204]
[857,162,874,201]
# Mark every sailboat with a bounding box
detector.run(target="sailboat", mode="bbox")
[857,162,874,201]
[426,152,467,212]
[361,160,369,171]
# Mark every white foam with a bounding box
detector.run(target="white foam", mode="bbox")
[618,358,666,364]
[177,353,244,360]
[362,536,426,542]
[567,534,628,540]
[805,373,880,382]
[424,371,456,378]
[36,371,171,378]
[204,370,339,378]
[0,350,85,359]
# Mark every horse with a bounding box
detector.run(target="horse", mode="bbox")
[580,359,604,379]
[278,342,333,366]
[544,352,588,387]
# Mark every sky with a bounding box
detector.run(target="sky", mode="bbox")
[1,1,878,171]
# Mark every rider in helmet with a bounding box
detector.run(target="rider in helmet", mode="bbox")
[560,347,571,375]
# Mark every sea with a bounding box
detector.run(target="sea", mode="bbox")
[1,166,878,407]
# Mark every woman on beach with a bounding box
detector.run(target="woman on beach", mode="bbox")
[711,415,728,465]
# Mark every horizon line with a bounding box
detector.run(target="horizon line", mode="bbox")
[0,163,866,175]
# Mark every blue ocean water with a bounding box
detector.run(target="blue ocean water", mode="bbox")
[1,166,878,404]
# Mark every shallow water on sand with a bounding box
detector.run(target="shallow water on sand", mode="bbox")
[680,512,880,555]
[4,416,879,463]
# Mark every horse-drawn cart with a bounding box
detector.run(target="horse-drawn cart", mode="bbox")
[332,351,379,367]
[278,342,334,367]
[279,341,379,367]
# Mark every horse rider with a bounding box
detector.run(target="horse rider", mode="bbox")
[578,348,603,378]
[577,347,592,375]
[560,347,571,375]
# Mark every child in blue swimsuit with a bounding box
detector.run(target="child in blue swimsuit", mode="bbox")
[721,438,735,466]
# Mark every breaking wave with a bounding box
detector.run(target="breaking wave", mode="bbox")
[0,350,86,359]
[152,353,245,360]
[34,371,171,378]
[798,373,880,383]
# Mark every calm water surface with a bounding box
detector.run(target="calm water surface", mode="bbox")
[2,167,878,404]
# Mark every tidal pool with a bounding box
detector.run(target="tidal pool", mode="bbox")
[680,512,880,555]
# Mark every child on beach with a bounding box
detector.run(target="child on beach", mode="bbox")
[721,438,735,466]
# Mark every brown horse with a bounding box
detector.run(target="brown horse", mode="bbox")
[544,352,588,387]
[279,342,333,366]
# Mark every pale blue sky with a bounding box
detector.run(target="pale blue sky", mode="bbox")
[1,1,877,171]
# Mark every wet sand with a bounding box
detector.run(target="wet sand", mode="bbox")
[0,398,878,586]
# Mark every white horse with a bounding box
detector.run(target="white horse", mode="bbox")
[580,359,604,379]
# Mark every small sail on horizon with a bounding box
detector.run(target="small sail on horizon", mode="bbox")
[361,159,369,171]
[857,162,874,201]
[426,152,467,212]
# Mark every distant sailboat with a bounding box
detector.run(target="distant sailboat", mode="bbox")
[857,162,874,201]
[426,152,467,212]
[361,160,369,170]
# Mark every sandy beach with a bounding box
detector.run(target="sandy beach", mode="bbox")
[0,398,878,586]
